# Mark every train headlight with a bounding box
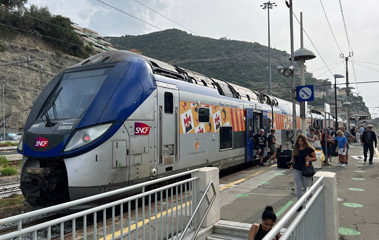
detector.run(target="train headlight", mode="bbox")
[64,123,113,152]
[17,133,24,152]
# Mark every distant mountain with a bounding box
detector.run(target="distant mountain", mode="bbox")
[107,29,323,103]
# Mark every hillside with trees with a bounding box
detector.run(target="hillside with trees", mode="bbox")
[0,0,93,58]
[108,29,366,113]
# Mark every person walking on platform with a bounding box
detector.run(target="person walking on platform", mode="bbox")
[321,128,334,165]
[341,126,354,164]
[361,124,377,164]
[254,129,267,166]
[248,206,281,240]
[267,129,278,164]
[288,135,316,203]
[334,130,348,167]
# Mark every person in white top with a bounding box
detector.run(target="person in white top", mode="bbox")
[309,129,322,150]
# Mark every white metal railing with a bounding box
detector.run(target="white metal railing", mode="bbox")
[263,176,326,240]
[0,169,200,240]
[179,181,216,240]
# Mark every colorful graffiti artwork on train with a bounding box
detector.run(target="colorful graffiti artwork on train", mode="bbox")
[179,101,245,134]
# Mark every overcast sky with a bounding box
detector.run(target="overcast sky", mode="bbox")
[27,0,379,118]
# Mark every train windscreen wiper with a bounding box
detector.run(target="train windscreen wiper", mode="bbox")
[40,87,62,127]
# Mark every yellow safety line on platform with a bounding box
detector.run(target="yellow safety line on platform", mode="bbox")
[220,164,277,191]
[375,147,379,160]
[102,201,191,240]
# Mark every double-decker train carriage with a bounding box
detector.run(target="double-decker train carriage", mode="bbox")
[18,50,339,208]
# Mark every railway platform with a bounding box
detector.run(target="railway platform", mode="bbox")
[219,144,379,239]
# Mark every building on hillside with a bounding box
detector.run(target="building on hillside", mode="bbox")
[71,23,117,53]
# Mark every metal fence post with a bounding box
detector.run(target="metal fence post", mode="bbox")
[193,167,220,228]
[314,171,339,240]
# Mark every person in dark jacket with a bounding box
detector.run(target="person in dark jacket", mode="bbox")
[254,129,267,166]
[361,124,377,164]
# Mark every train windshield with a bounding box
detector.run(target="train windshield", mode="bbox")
[40,67,113,121]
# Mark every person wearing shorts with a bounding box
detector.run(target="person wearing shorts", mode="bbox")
[254,129,267,166]
[267,129,277,164]
[334,130,348,167]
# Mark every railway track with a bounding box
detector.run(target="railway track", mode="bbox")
[0,182,21,198]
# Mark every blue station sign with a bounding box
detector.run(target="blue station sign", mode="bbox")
[296,85,314,102]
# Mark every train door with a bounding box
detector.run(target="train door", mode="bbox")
[253,111,262,135]
[157,86,179,168]
[263,111,270,133]
[253,111,262,156]
[246,108,254,162]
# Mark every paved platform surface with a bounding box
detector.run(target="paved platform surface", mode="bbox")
[219,144,379,239]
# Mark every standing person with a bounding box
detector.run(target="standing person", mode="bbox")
[248,206,281,240]
[361,124,377,164]
[334,130,348,167]
[267,129,278,164]
[350,127,356,142]
[359,125,365,141]
[341,126,354,164]
[321,128,334,165]
[307,128,315,142]
[288,135,316,205]
[254,129,267,166]
[309,129,322,150]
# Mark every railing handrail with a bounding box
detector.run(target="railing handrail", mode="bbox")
[0,176,199,240]
[179,180,216,240]
[280,186,324,239]
[263,175,325,240]
[0,169,199,225]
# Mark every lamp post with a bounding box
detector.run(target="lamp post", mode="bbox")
[261,1,277,95]
[334,74,344,131]
[294,12,316,134]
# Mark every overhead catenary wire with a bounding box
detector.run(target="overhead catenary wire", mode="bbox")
[319,0,343,54]
[353,60,379,66]
[254,80,379,91]
[97,0,163,31]
[338,0,353,53]
[314,61,344,79]
[133,0,198,36]
[309,61,342,73]
[292,13,335,80]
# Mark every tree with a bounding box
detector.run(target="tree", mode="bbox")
[0,0,27,9]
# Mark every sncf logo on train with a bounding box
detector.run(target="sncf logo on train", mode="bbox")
[35,137,49,148]
[135,122,150,135]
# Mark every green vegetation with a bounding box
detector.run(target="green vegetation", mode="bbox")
[0,156,18,176]
[0,0,93,58]
[0,156,9,167]
[0,194,24,208]
[1,167,17,176]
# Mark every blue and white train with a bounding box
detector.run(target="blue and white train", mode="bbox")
[18,50,340,208]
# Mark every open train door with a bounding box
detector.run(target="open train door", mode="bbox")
[246,108,254,162]
[157,85,179,168]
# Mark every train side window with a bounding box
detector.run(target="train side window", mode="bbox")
[220,126,233,150]
[199,108,210,122]
[248,118,253,138]
[164,92,173,114]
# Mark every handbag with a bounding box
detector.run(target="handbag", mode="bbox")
[302,163,316,177]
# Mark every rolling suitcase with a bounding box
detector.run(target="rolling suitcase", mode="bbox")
[277,150,292,168]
